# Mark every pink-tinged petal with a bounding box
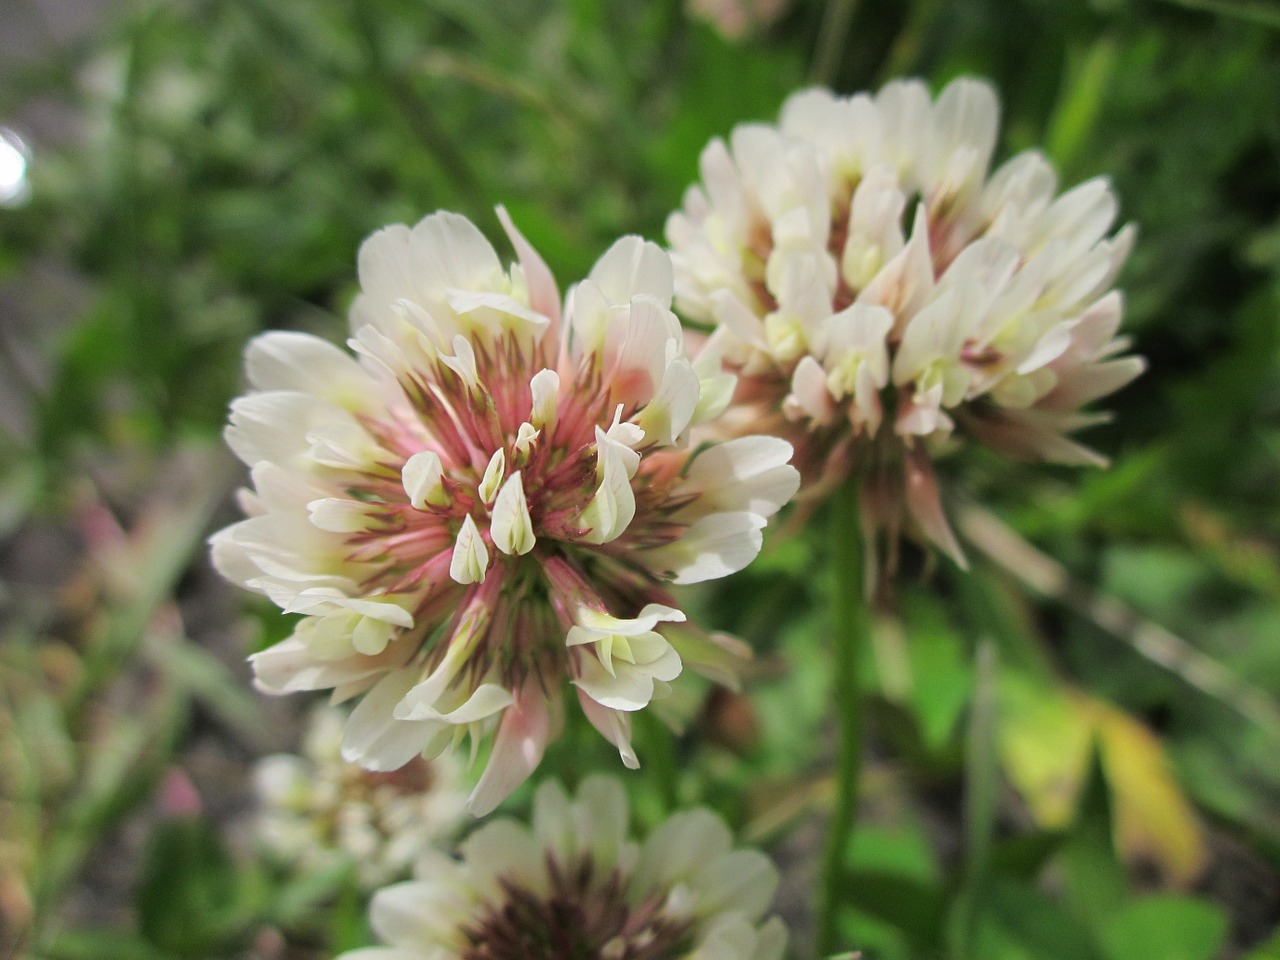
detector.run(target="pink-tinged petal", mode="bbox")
[784,355,838,424]
[959,407,1112,467]
[467,683,550,817]
[902,447,967,569]
[577,690,639,769]
[895,380,948,437]
[1046,355,1145,411]
[603,295,678,406]
[497,204,561,324]
[853,360,885,434]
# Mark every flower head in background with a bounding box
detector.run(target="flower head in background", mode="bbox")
[667,76,1143,575]
[212,210,798,815]
[338,775,787,960]
[253,704,467,888]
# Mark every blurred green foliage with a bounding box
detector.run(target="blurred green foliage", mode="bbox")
[1,0,1278,958]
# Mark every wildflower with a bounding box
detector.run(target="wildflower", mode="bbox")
[252,704,467,888]
[666,76,1143,573]
[337,775,787,960]
[212,210,798,815]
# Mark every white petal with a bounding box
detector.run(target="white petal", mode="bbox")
[532,779,576,859]
[683,437,799,517]
[341,671,441,772]
[244,331,369,400]
[459,819,545,894]
[284,589,414,627]
[401,450,446,509]
[571,603,686,639]
[588,236,674,307]
[636,808,732,892]
[251,637,379,694]
[449,514,490,584]
[693,849,779,920]
[529,368,560,429]
[307,498,373,533]
[438,683,515,724]
[514,421,540,454]
[477,448,505,505]
[635,356,700,447]
[647,512,767,585]
[225,391,329,466]
[573,776,631,872]
[490,472,535,556]
[578,427,637,544]
[752,917,789,960]
[367,879,469,951]
[785,355,837,424]
[439,334,480,388]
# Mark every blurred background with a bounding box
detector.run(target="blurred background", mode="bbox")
[1,0,1278,958]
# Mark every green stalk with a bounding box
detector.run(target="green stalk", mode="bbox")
[816,477,866,957]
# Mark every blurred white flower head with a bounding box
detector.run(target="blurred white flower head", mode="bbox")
[667,76,1144,575]
[338,775,787,960]
[253,704,467,888]
[212,209,798,816]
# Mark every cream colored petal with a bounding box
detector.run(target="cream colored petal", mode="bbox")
[448,514,489,584]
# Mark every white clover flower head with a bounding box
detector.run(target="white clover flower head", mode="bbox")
[666,76,1145,573]
[213,209,799,816]
[338,775,787,960]
[252,704,468,888]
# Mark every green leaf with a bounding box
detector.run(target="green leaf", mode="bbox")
[136,817,255,957]
[902,598,975,751]
[967,881,1110,960]
[844,870,947,954]
[1059,747,1128,927]
[1098,896,1228,960]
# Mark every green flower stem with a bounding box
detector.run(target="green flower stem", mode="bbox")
[816,477,866,957]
